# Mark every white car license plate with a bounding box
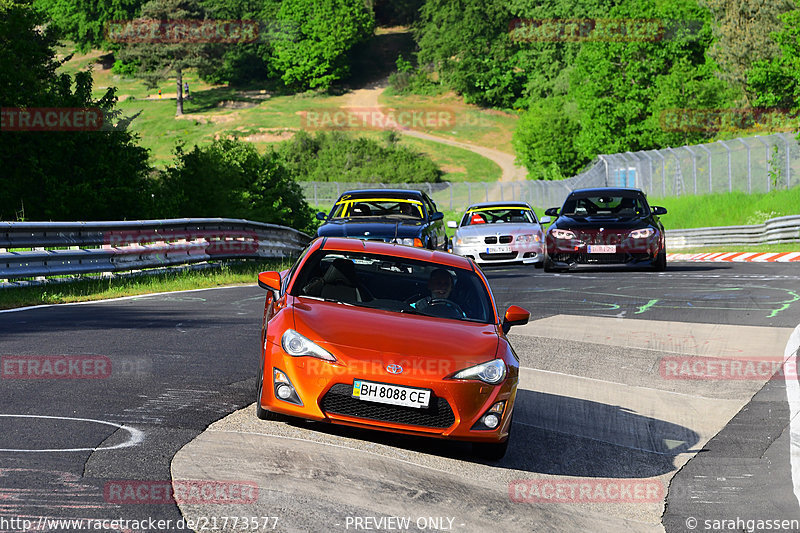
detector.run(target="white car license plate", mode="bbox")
[352,380,431,408]
[486,246,512,254]
[587,245,616,253]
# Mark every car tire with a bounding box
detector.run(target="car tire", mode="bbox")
[472,438,509,461]
[534,261,544,269]
[255,363,281,421]
[652,251,667,272]
[543,259,556,273]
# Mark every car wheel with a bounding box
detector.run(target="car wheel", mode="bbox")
[472,438,509,461]
[652,251,667,272]
[543,259,556,273]
[255,362,281,421]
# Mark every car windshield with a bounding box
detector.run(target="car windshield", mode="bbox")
[462,206,536,226]
[290,250,495,323]
[561,194,649,217]
[330,197,424,219]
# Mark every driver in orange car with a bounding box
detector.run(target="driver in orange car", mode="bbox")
[411,268,465,318]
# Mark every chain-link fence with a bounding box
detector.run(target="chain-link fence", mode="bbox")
[299,132,799,212]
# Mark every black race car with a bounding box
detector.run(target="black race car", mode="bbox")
[543,188,667,272]
[316,189,448,250]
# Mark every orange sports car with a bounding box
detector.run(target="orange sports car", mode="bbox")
[255,237,530,459]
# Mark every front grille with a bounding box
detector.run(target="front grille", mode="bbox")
[321,383,455,429]
[551,252,651,265]
[479,252,518,261]
[483,235,513,244]
[575,232,625,245]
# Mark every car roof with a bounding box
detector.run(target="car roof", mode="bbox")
[318,237,474,270]
[339,189,425,199]
[570,187,644,195]
[465,201,532,210]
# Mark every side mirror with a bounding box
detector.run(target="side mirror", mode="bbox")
[539,216,551,224]
[430,212,444,221]
[447,221,458,229]
[316,212,328,221]
[651,206,667,216]
[258,271,281,293]
[502,305,530,334]
[544,207,560,217]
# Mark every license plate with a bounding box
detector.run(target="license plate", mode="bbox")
[486,246,511,254]
[352,380,431,408]
[587,245,616,253]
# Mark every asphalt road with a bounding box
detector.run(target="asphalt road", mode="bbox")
[1,262,799,532]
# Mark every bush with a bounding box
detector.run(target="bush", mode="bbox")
[277,130,442,183]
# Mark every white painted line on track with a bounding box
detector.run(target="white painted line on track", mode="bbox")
[0,284,257,314]
[0,414,144,452]
[782,325,800,508]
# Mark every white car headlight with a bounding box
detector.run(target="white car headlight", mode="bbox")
[281,329,336,362]
[456,235,482,245]
[629,228,655,239]
[452,359,507,385]
[551,229,576,240]
[516,234,540,243]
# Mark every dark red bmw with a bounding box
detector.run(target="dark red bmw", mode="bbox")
[543,188,668,272]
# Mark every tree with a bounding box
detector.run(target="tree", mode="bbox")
[748,8,800,109]
[34,0,144,52]
[161,139,315,232]
[512,96,583,180]
[272,0,375,91]
[0,0,152,221]
[116,0,218,115]
[703,0,795,104]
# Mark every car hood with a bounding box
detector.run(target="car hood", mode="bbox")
[317,219,424,239]
[551,215,653,231]
[456,223,542,237]
[291,298,500,379]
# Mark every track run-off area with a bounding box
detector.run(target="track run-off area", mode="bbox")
[2,261,800,532]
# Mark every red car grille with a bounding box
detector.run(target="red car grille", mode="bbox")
[320,383,455,428]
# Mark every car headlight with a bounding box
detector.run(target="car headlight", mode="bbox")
[551,229,576,240]
[516,234,540,243]
[629,228,655,239]
[452,359,507,385]
[393,237,423,247]
[281,329,336,362]
[456,235,482,245]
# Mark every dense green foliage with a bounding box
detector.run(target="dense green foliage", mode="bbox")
[748,7,800,108]
[278,130,442,183]
[0,0,151,221]
[159,138,316,232]
[34,0,143,51]
[272,0,375,90]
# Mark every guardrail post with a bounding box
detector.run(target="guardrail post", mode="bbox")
[717,140,733,192]
[736,138,752,193]
[755,135,770,192]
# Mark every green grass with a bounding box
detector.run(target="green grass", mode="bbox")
[398,136,501,182]
[650,188,800,229]
[0,260,289,310]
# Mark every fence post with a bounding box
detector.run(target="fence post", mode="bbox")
[336,182,340,197]
[717,140,733,192]
[598,155,609,186]
[641,152,654,192]
[652,151,666,196]
[484,182,489,202]
[755,136,770,192]
[777,133,792,189]
[449,182,453,210]
[684,146,698,194]
[698,144,712,194]
[736,138,752,193]
[313,183,318,205]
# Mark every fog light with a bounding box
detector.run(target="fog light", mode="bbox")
[276,384,292,400]
[482,413,500,429]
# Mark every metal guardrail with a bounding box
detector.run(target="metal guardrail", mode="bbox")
[666,215,800,249]
[0,218,310,281]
